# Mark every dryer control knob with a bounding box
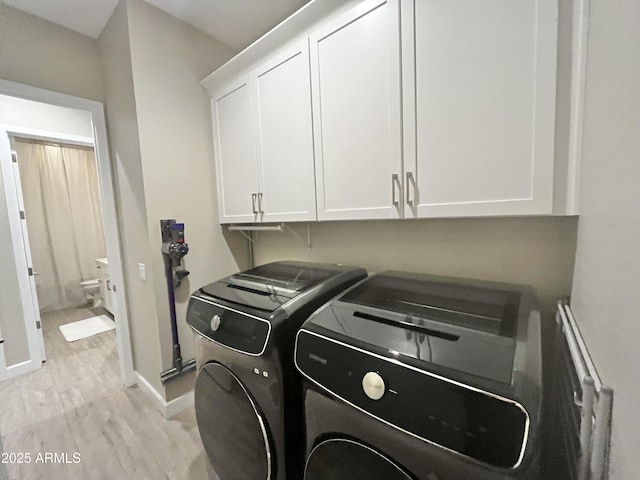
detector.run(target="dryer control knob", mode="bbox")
[362,371,385,400]
[210,314,222,332]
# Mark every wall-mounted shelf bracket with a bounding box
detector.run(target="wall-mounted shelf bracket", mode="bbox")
[228,223,312,250]
[284,223,312,250]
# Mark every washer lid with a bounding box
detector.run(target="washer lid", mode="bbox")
[305,438,414,480]
[341,271,522,338]
[233,262,340,292]
[199,261,365,314]
[305,271,530,384]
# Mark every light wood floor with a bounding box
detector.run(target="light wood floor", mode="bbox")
[0,306,208,480]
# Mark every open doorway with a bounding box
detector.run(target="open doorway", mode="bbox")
[0,79,133,386]
[12,133,114,354]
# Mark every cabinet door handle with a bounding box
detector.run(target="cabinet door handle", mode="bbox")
[391,174,399,206]
[251,193,258,214]
[257,193,263,214]
[406,171,414,206]
[107,280,111,291]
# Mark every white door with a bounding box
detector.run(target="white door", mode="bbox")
[404,0,558,218]
[253,40,317,222]
[310,0,403,221]
[212,75,260,223]
[9,136,45,361]
[0,130,43,382]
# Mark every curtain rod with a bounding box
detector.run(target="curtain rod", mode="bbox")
[14,136,95,151]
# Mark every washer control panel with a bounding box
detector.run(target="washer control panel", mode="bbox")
[295,329,529,469]
[187,295,270,355]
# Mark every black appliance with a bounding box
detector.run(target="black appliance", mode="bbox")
[187,261,367,480]
[295,271,542,480]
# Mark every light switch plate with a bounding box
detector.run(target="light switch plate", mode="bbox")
[138,263,146,281]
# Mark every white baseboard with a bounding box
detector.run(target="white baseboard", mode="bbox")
[165,389,195,418]
[134,371,194,418]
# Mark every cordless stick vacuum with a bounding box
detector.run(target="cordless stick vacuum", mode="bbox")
[160,219,196,384]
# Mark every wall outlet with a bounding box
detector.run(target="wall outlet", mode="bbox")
[138,263,146,281]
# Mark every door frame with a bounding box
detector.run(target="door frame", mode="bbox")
[0,78,135,387]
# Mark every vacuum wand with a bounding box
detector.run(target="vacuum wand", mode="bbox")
[160,219,196,385]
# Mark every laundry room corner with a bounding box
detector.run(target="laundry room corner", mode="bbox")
[2,0,638,478]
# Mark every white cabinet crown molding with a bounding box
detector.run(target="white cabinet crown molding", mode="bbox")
[201,0,364,96]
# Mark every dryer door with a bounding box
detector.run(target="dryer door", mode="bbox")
[305,438,414,479]
[195,362,273,479]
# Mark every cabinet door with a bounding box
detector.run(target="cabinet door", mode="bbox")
[310,0,402,221]
[405,0,557,217]
[212,76,260,223]
[253,41,316,222]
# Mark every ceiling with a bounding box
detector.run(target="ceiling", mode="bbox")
[3,0,120,39]
[2,0,309,50]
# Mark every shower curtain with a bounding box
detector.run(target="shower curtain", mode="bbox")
[15,139,107,312]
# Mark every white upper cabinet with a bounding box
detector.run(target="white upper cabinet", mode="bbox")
[212,76,260,223]
[205,0,579,224]
[254,42,316,222]
[310,0,402,221]
[212,42,316,224]
[402,0,559,218]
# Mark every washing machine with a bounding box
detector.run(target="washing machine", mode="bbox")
[295,271,542,480]
[186,261,367,480]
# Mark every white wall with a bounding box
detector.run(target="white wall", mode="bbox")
[569,1,640,478]
[99,0,164,396]
[100,0,247,401]
[0,94,93,138]
[0,3,104,102]
[125,0,247,401]
[254,217,578,315]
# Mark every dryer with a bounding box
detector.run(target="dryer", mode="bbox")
[187,261,367,480]
[295,271,542,480]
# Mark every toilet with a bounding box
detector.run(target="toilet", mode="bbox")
[81,279,100,307]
